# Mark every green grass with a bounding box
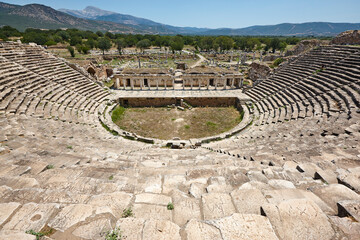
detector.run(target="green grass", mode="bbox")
[104,78,114,88]
[112,106,243,140]
[111,106,126,123]
[206,121,217,128]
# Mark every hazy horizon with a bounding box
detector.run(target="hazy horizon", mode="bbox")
[3,0,360,29]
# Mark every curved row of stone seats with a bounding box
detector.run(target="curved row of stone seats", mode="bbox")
[246,46,360,126]
[0,42,109,103]
[0,42,110,126]
[0,113,359,239]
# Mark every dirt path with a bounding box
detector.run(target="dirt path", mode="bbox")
[182,50,207,68]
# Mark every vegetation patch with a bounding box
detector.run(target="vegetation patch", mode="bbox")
[111,106,243,140]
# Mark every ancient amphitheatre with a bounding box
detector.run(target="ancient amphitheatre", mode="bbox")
[0,10,360,240]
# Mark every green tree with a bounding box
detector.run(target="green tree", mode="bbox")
[116,38,127,55]
[136,39,151,53]
[67,46,75,57]
[98,37,112,55]
[215,36,234,52]
[170,36,184,53]
[270,38,280,53]
[70,36,82,46]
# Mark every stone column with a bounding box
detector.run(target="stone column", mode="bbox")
[191,80,193,90]
[215,78,217,90]
[140,79,143,90]
[231,78,234,89]
[183,79,185,90]
[199,79,201,90]
[223,78,226,90]
[173,78,175,90]
[240,79,244,88]
[115,78,120,89]
[123,79,126,90]
[148,79,151,90]
[131,79,134,90]
[164,79,167,90]
[156,79,159,90]
[207,79,210,90]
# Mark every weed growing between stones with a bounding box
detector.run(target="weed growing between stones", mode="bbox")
[122,208,133,218]
[105,227,122,240]
[167,202,174,210]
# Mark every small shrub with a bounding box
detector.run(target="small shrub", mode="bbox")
[105,227,122,240]
[67,145,73,150]
[122,208,133,218]
[25,229,54,240]
[167,202,174,210]
[46,164,54,169]
[109,175,114,180]
[184,125,190,129]
[273,58,285,67]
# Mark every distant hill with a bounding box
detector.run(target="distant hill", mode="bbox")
[200,22,360,36]
[0,2,138,33]
[1,2,359,36]
[59,6,208,34]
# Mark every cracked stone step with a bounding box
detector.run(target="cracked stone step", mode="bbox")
[262,199,336,240]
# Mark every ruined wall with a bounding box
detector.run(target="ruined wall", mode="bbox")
[285,39,321,56]
[331,30,360,45]
[248,62,271,81]
[118,97,240,107]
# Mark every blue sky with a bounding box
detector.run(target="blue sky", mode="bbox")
[4,0,360,28]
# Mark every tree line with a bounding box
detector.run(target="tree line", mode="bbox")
[0,26,318,56]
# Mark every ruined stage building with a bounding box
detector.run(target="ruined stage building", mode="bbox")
[113,67,243,90]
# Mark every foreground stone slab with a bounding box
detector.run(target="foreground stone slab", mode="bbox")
[87,192,132,219]
[268,179,295,189]
[3,203,59,232]
[311,184,360,214]
[338,172,360,193]
[132,204,172,221]
[135,193,171,206]
[206,213,278,240]
[314,169,338,184]
[162,175,187,194]
[48,204,93,232]
[0,202,20,225]
[201,193,236,220]
[329,216,360,240]
[0,230,36,240]
[337,200,360,222]
[72,217,112,240]
[262,199,335,240]
[172,190,201,226]
[142,219,181,240]
[184,219,222,240]
[263,188,335,215]
[116,218,145,240]
[231,189,268,214]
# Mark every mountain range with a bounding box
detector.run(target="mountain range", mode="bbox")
[1,2,360,36]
